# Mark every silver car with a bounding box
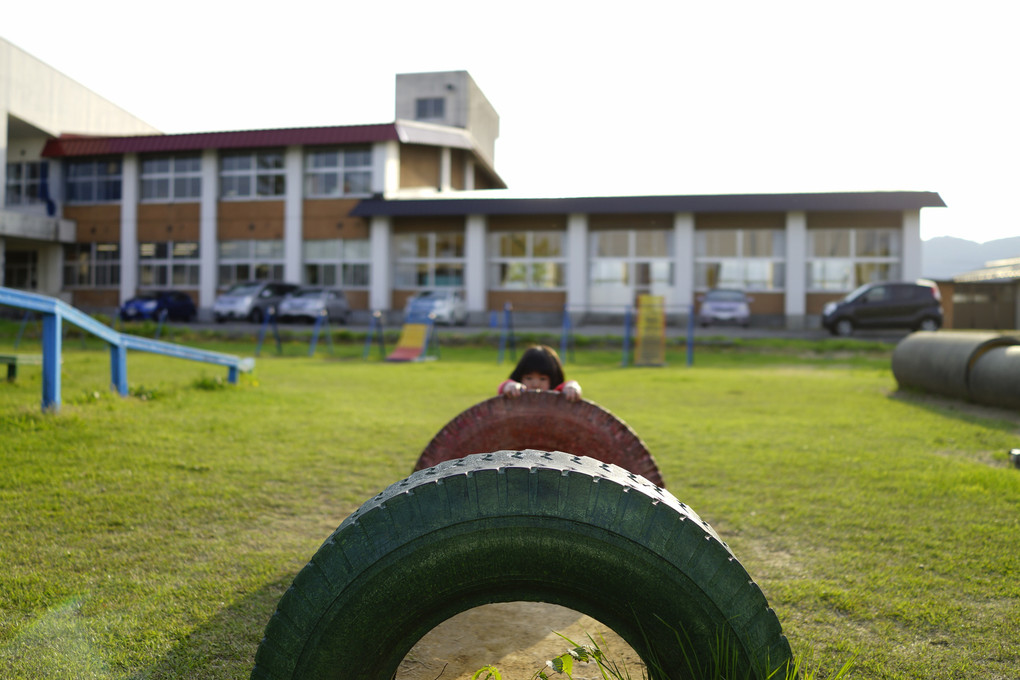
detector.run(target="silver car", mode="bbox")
[403,289,468,325]
[698,289,752,327]
[213,281,300,323]
[278,287,351,324]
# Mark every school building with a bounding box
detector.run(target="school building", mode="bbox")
[2,37,946,328]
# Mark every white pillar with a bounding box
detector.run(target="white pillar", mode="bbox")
[785,211,807,329]
[369,216,392,311]
[463,158,475,191]
[283,146,303,284]
[376,141,400,198]
[39,243,64,297]
[673,212,695,311]
[199,149,218,310]
[439,147,452,192]
[464,215,486,314]
[566,213,588,313]
[119,154,139,304]
[902,209,922,281]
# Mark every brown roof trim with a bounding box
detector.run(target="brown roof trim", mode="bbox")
[350,191,947,217]
[41,123,404,157]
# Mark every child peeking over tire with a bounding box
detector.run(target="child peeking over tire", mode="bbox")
[498,344,582,402]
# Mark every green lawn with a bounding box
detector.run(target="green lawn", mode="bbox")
[0,330,1017,679]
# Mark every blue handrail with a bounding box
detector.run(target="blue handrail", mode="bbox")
[0,287,254,412]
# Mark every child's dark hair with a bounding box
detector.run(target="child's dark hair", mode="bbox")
[509,345,565,387]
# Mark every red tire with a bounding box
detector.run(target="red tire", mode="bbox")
[414,391,666,487]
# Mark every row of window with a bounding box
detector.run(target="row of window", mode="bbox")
[6,162,48,206]
[59,228,902,296]
[51,148,375,204]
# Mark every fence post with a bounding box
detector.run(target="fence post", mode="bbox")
[621,306,633,366]
[41,312,62,411]
[686,304,695,366]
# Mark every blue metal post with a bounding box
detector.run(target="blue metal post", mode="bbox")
[621,306,632,366]
[110,342,128,395]
[155,308,168,339]
[309,312,324,356]
[41,312,62,411]
[228,365,239,384]
[686,304,695,366]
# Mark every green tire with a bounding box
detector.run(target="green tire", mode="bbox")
[251,451,791,679]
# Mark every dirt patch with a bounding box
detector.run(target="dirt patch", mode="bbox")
[396,602,644,680]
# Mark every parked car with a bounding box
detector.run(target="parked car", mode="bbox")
[277,287,351,324]
[403,289,468,325]
[698,289,752,327]
[212,281,300,323]
[821,279,943,336]
[119,290,196,322]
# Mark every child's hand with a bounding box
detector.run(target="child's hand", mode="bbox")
[561,381,582,402]
[500,380,526,398]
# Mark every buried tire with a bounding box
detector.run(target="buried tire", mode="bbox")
[251,451,791,680]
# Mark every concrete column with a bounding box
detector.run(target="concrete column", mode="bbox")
[463,158,475,191]
[376,141,400,198]
[785,211,807,329]
[673,212,695,311]
[284,146,303,283]
[439,147,452,192]
[199,149,218,311]
[566,213,588,313]
[369,216,392,311]
[39,243,64,298]
[119,154,139,305]
[902,209,922,281]
[464,214,486,313]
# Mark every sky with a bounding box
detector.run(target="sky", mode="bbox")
[4,1,1018,244]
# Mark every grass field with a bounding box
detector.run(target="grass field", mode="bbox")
[1,326,1018,679]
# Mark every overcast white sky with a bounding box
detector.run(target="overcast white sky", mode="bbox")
[5,1,1018,243]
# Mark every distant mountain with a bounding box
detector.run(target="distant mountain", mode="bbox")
[921,236,1020,280]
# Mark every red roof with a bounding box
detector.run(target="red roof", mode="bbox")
[41,123,402,157]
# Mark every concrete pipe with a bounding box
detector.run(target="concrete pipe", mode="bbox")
[892,331,1020,403]
[967,344,1020,409]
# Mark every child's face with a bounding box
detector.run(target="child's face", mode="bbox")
[520,372,552,391]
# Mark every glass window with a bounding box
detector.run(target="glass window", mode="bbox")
[695,229,785,291]
[63,243,120,287]
[807,228,901,292]
[302,238,371,289]
[220,150,285,198]
[589,229,674,307]
[6,161,48,207]
[217,239,284,288]
[394,230,465,290]
[141,154,201,201]
[415,97,445,120]
[138,241,200,288]
[304,147,374,198]
[65,159,122,203]
[488,231,567,291]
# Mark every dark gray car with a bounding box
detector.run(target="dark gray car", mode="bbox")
[821,279,943,336]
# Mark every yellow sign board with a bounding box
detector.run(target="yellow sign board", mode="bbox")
[634,295,666,366]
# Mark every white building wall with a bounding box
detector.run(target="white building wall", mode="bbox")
[902,210,922,280]
[119,155,139,304]
[566,214,588,312]
[785,211,807,329]
[283,146,303,284]
[376,141,400,198]
[199,150,218,310]
[369,216,392,311]
[464,215,486,314]
[673,212,694,313]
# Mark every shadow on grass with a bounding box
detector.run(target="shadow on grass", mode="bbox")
[888,387,1020,431]
[128,576,291,680]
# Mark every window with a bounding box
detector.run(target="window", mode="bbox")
[220,151,285,199]
[217,239,284,287]
[139,241,200,287]
[65,158,122,203]
[394,231,464,288]
[304,148,373,197]
[415,97,445,120]
[695,229,786,291]
[302,238,371,288]
[63,243,120,287]
[141,155,201,201]
[806,228,900,291]
[488,231,566,290]
[5,162,47,207]
[589,229,674,307]
[3,250,38,289]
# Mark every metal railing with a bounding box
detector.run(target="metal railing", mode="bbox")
[0,287,254,412]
